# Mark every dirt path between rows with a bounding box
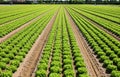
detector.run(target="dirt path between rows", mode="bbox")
[65,9,108,77]
[74,10,120,41]
[13,9,58,77]
[0,10,51,43]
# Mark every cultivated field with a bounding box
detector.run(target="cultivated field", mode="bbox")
[0,5,120,77]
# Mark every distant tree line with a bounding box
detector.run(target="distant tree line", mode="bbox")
[0,0,120,4]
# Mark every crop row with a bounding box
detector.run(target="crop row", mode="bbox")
[64,10,88,77]
[0,5,44,19]
[73,5,120,24]
[0,6,58,38]
[67,7,120,77]
[71,5,120,18]
[0,6,45,25]
[35,7,88,77]
[0,9,57,77]
[68,6,120,37]
[0,6,24,18]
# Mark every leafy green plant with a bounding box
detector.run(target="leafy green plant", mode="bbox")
[50,66,61,73]
[111,70,120,77]
[106,65,117,73]
[63,64,73,70]
[37,63,47,70]
[77,67,87,74]
[63,59,72,65]
[76,61,86,68]
[78,74,89,77]
[6,54,14,60]
[6,65,17,73]
[117,62,120,70]
[103,60,113,67]
[10,60,20,67]
[74,57,83,63]
[0,71,12,77]
[64,69,74,77]
[113,58,120,65]
[51,61,61,67]
[49,73,60,77]
[109,53,117,60]
[36,70,46,77]
[1,58,10,64]
[97,51,105,58]
[0,62,6,70]
[99,55,109,62]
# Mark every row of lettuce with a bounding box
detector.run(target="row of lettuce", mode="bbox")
[35,7,89,77]
[0,6,55,38]
[72,5,120,24]
[0,5,52,25]
[66,7,120,77]
[0,7,58,77]
[67,5,120,37]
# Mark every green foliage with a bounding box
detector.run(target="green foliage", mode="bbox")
[74,57,84,63]
[76,61,86,68]
[11,60,20,67]
[103,60,113,67]
[78,74,89,77]
[37,63,47,70]
[0,71,12,77]
[6,54,14,60]
[111,70,120,77]
[117,51,120,57]
[6,65,17,73]
[36,70,46,77]
[52,56,61,61]
[77,67,87,74]
[1,58,10,64]
[63,59,72,65]
[109,54,117,60]
[73,53,82,58]
[18,52,26,58]
[113,58,120,65]
[64,69,74,77]
[63,55,72,59]
[0,52,6,58]
[97,51,105,58]
[50,66,61,73]
[0,62,6,70]
[49,73,60,77]
[117,62,120,70]
[106,65,117,73]
[100,55,109,62]
[63,64,73,70]
[51,61,61,67]
[14,56,23,62]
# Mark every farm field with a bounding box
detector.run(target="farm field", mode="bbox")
[0,5,120,77]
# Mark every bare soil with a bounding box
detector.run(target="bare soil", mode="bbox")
[13,10,58,77]
[0,10,51,43]
[65,9,108,77]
